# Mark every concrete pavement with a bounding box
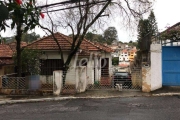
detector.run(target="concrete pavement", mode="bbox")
[1,86,180,105]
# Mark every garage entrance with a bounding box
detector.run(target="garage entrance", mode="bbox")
[162,46,180,86]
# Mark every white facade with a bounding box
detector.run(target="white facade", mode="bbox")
[119,51,129,62]
[40,51,112,85]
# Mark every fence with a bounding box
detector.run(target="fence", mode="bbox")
[86,68,142,91]
[0,75,54,95]
[1,77,27,89]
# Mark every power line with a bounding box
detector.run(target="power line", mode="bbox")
[41,0,107,13]
[37,0,74,9]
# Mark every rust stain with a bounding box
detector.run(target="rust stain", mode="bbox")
[142,68,147,78]
[142,82,151,92]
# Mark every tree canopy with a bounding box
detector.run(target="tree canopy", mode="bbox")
[103,27,118,45]
[137,11,158,51]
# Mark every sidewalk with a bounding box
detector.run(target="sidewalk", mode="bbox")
[1,87,180,105]
[151,86,180,96]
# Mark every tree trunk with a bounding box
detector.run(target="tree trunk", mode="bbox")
[15,23,22,77]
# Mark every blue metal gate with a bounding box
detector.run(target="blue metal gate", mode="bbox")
[162,46,180,86]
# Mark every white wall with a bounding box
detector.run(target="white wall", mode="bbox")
[40,51,112,84]
[65,67,76,85]
[150,44,162,91]
[141,44,162,92]
[53,70,63,95]
[40,75,53,84]
[76,66,87,93]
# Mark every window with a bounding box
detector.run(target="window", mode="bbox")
[40,59,63,75]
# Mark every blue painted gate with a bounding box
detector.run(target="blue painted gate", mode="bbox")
[162,46,180,86]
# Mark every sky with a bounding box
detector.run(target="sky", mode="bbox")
[1,0,180,43]
[116,0,180,42]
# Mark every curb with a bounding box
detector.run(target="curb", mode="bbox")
[0,94,152,105]
[0,97,75,105]
[152,93,180,96]
[1,93,180,105]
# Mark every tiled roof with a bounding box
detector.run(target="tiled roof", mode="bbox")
[119,64,129,67]
[8,41,27,52]
[0,44,13,58]
[26,32,113,53]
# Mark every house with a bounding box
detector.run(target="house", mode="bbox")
[119,49,129,68]
[128,47,137,62]
[25,32,113,86]
[0,44,14,76]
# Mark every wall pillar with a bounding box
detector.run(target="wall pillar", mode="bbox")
[142,67,151,92]
[150,44,162,91]
[53,70,63,96]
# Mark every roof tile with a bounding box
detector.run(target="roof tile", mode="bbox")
[0,44,13,57]
[26,32,113,53]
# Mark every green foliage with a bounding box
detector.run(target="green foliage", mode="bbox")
[85,32,104,43]
[13,49,41,75]
[148,11,158,37]
[85,27,118,45]
[9,0,40,32]
[137,11,158,51]
[21,32,40,43]
[112,57,119,65]
[160,29,180,41]
[128,41,138,48]
[103,27,118,45]
[0,1,42,76]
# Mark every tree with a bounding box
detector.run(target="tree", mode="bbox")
[21,32,40,43]
[137,19,150,50]
[112,57,119,66]
[137,10,158,51]
[0,0,43,76]
[128,41,138,48]
[85,32,104,43]
[13,49,41,76]
[103,27,118,45]
[148,11,158,37]
[137,10,158,63]
[39,0,152,85]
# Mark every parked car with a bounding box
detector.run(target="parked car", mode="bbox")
[112,72,132,88]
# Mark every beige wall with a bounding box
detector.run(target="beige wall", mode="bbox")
[0,65,14,76]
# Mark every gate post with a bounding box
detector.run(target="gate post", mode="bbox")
[150,44,162,91]
[53,70,63,96]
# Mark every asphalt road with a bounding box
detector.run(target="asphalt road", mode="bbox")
[0,96,180,120]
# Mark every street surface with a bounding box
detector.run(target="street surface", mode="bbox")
[0,96,180,120]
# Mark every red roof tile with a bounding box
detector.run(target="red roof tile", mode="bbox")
[8,41,27,52]
[0,44,13,58]
[26,32,113,53]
